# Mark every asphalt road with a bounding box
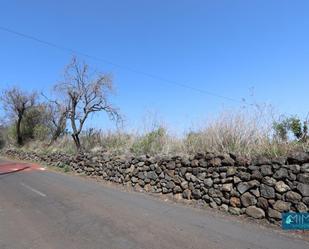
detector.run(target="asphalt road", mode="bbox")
[0,158,308,249]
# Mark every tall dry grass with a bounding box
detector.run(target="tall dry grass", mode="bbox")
[184,105,272,156]
[14,105,309,158]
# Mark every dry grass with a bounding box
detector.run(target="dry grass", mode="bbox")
[7,105,309,158]
[183,113,307,158]
[184,106,271,156]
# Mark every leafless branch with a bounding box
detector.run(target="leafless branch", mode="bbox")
[54,57,122,150]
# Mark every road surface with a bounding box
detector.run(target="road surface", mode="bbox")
[0,158,308,249]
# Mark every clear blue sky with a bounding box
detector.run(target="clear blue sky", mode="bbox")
[0,1,308,133]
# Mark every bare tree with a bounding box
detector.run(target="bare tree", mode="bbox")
[55,57,121,150]
[42,94,68,144]
[47,101,68,144]
[0,87,37,145]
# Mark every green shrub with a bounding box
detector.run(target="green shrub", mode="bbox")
[131,127,167,155]
[273,116,308,142]
[63,165,70,172]
[0,131,5,149]
[7,125,17,143]
[33,125,50,141]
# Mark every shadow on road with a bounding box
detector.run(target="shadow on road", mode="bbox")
[0,165,30,176]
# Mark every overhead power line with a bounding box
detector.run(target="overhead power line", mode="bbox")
[0,25,245,104]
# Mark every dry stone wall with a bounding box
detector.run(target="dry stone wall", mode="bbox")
[3,149,309,224]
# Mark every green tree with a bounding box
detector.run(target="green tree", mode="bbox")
[273,115,308,142]
[0,87,37,145]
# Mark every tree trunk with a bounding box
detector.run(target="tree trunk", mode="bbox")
[16,116,23,145]
[70,100,82,151]
[49,115,66,145]
[72,133,81,151]
[49,128,62,146]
